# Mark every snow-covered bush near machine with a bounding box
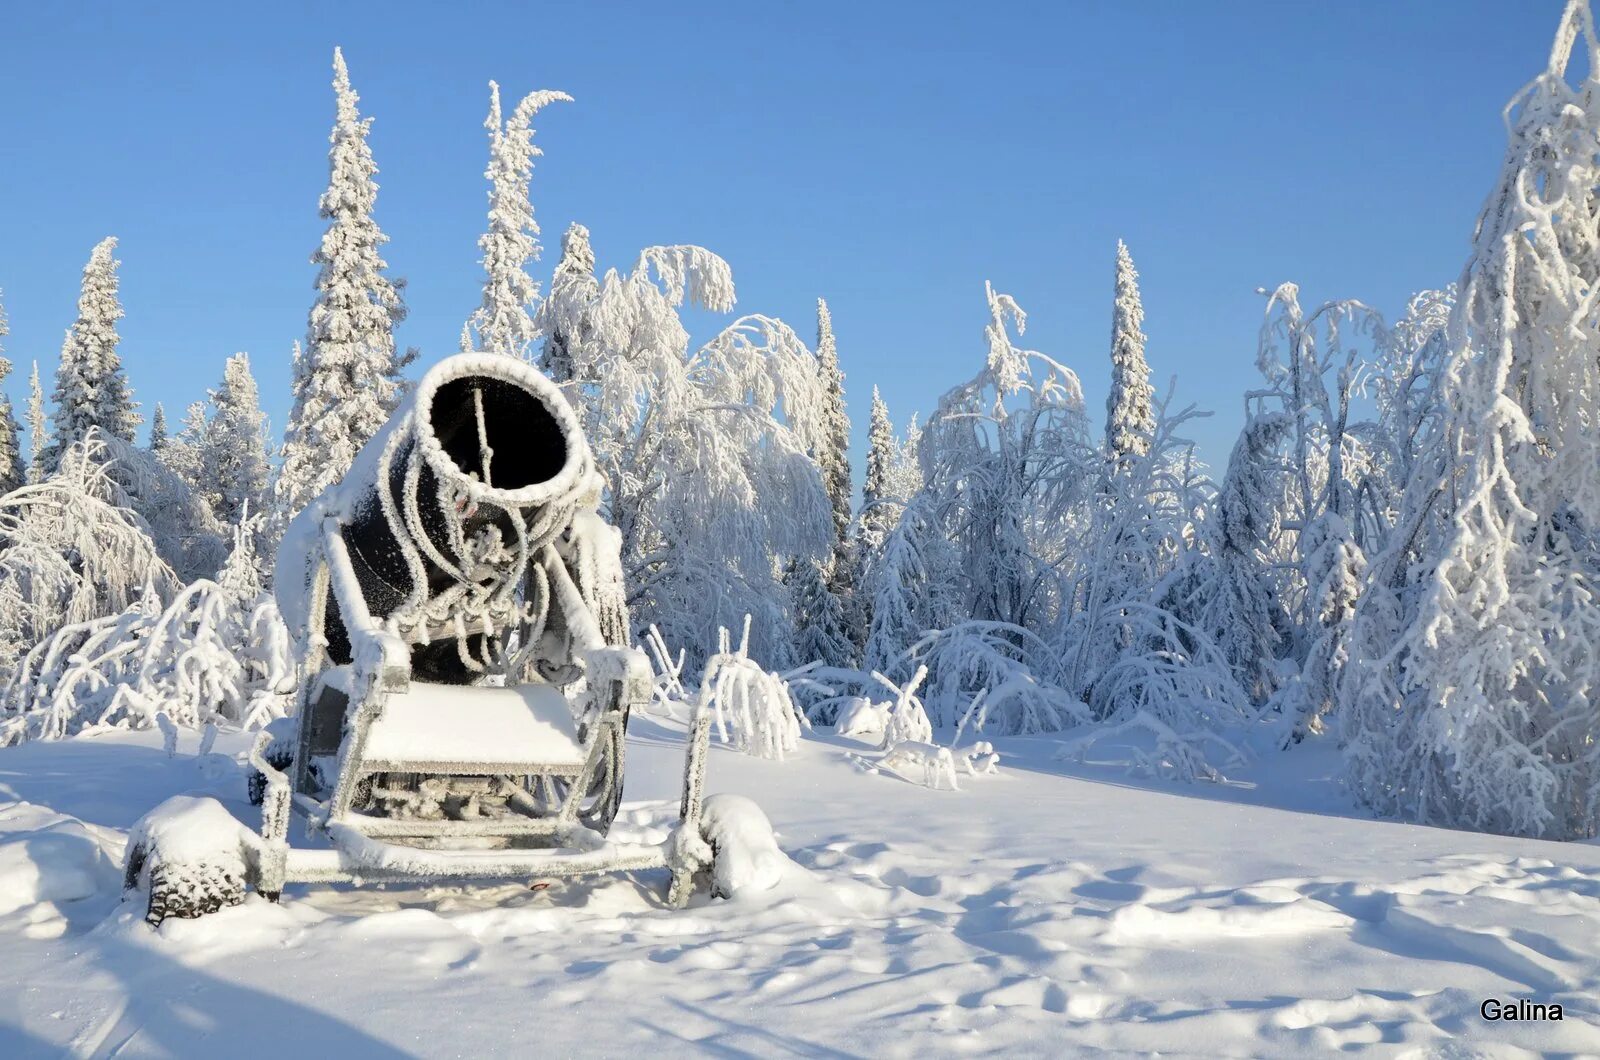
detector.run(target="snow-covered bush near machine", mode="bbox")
[5,2,1600,1053]
[0,517,292,746]
[698,618,807,760]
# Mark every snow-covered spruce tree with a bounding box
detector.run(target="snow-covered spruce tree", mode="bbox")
[856,386,901,564]
[468,82,571,360]
[1198,411,1290,702]
[148,402,169,453]
[537,222,598,383]
[1346,0,1600,839]
[197,353,270,532]
[562,245,832,670]
[812,298,858,664]
[786,555,854,677]
[814,299,853,566]
[49,237,139,467]
[1105,240,1155,472]
[158,401,207,492]
[25,362,45,484]
[273,49,410,532]
[0,294,22,493]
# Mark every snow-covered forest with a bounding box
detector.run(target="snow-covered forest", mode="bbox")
[5,2,1600,1054]
[9,9,1600,841]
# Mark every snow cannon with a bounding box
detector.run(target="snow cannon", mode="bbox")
[275,352,628,687]
[121,353,765,925]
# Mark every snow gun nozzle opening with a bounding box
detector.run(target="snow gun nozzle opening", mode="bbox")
[414,355,588,506]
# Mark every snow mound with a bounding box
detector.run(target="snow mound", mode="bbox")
[699,793,789,899]
[0,803,117,917]
[125,795,255,874]
[835,696,887,738]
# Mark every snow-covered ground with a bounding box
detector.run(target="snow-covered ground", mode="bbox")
[1,719,1598,1058]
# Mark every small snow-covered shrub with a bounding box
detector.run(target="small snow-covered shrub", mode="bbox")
[875,666,934,748]
[698,618,807,760]
[899,622,1090,734]
[0,521,293,746]
[879,741,960,791]
[957,741,1000,776]
[1056,604,1255,782]
[0,434,178,673]
[640,624,689,716]
[859,667,972,791]
[835,696,888,738]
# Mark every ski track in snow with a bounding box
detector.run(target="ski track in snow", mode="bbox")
[0,721,1597,1057]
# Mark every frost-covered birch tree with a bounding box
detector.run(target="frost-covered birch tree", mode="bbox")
[1199,411,1290,702]
[560,245,832,668]
[1347,0,1600,839]
[468,81,571,360]
[1253,284,1385,641]
[863,490,958,674]
[1105,240,1155,472]
[49,238,138,466]
[274,48,410,530]
[0,434,177,673]
[919,282,1093,632]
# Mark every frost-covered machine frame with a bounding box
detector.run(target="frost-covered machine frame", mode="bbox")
[124,355,722,923]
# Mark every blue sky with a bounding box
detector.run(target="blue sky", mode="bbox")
[0,1,1569,474]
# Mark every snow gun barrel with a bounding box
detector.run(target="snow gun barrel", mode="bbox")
[307,354,596,681]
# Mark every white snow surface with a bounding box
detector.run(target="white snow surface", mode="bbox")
[0,722,1598,1056]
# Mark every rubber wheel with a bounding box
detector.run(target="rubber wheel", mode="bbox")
[547,716,627,835]
[128,841,246,927]
[247,746,296,806]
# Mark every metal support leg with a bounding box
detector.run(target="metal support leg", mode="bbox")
[667,708,713,908]
[250,731,291,901]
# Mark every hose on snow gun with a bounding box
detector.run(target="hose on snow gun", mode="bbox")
[276,354,620,685]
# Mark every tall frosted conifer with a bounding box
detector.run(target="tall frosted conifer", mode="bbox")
[149,403,169,452]
[51,238,138,463]
[199,353,271,529]
[0,295,19,493]
[24,362,45,483]
[469,82,570,359]
[858,387,899,559]
[1105,241,1154,471]
[274,49,409,529]
[537,222,598,382]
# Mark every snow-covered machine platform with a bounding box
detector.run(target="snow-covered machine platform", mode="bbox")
[122,354,746,923]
